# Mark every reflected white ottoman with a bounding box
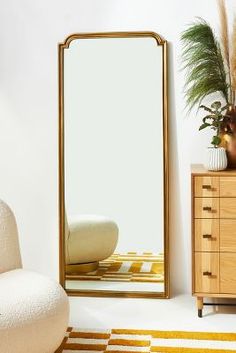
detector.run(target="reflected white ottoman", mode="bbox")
[0,199,69,353]
[65,215,118,273]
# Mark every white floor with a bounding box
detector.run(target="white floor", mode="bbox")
[69,294,236,332]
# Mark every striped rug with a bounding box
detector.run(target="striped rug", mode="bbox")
[66,252,164,283]
[56,328,236,352]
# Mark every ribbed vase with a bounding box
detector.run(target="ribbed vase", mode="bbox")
[205,147,228,171]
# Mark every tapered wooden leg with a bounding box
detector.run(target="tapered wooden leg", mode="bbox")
[197,297,203,318]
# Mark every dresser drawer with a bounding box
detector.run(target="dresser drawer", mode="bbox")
[195,219,219,252]
[194,176,219,197]
[220,219,236,252]
[220,177,236,197]
[220,198,236,218]
[194,198,219,219]
[220,253,236,294]
[195,252,219,293]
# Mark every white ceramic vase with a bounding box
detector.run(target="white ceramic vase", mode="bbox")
[205,147,228,171]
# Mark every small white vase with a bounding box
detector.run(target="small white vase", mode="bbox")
[204,147,228,171]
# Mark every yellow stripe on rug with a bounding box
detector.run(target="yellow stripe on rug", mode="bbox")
[55,328,236,353]
[151,348,235,353]
[112,329,236,341]
[66,252,164,283]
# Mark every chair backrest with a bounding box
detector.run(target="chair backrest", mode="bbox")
[0,199,22,274]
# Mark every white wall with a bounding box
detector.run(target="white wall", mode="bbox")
[0,0,235,295]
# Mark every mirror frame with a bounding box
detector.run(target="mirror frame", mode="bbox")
[58,31,169,298]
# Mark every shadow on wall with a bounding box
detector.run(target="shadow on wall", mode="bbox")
[168,42,186,296]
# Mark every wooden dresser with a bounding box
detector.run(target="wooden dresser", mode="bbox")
[192,164,236,317]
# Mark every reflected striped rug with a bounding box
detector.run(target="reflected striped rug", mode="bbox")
[56,328,236,352]
[66,252,164,283]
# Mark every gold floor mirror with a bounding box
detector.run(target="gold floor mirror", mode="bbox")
[59,32,169,298]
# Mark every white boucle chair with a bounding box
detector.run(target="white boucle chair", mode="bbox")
[0,200,69,353]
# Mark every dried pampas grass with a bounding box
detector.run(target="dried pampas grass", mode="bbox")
[231,17,236,103]
[217,0,230,68]
[217,0,234,104]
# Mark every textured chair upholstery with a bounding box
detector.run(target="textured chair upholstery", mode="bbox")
[0,201,22,274]
[0,200,69,353]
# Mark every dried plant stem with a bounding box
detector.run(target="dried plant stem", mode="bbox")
[231,17,236,106]
[217,0,233,104]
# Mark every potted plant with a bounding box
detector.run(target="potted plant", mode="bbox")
[181,0,236,168]
[199,101,228,170]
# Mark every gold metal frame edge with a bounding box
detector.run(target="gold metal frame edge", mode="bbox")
[66,289,168,299]
[59,31,165,49]
[58,31,170,299]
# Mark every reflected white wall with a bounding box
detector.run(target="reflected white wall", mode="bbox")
[64,38,163,253]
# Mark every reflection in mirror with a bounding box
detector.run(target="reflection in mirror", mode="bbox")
[59,33,169,298]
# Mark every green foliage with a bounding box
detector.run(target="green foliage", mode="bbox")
[181,19,229,111]
[199,101,228,147]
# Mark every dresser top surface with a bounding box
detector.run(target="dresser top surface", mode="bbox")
[191,164,236,176]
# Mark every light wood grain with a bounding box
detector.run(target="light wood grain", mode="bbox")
[220,198,236,218]
[194,176,219,197]
[192,166,236,303]
[195,219,219,252]
[191,164,236,176]
[220,253,236,294]
[194,198,219,219]
[220,219,236,252]
[220,177,236,196]
[193,293,236,298]
[195,252,219,293]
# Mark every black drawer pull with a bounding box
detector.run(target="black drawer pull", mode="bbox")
[203,206,212,211]
[203,234,212,239]
[203,271,212,276]
[202,185,212,190]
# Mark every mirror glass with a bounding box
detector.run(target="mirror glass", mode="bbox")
[61,33,168,297]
